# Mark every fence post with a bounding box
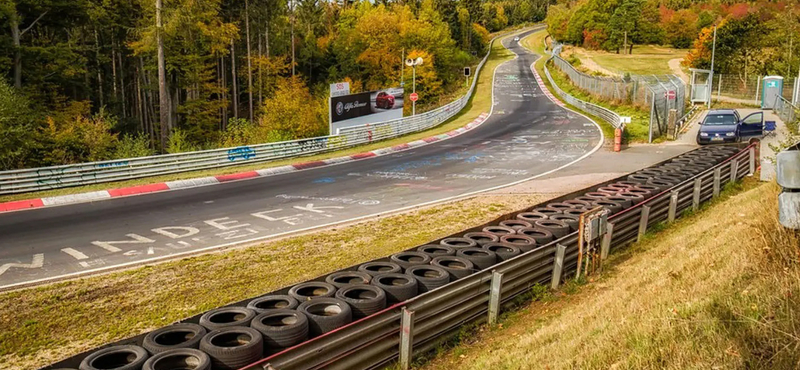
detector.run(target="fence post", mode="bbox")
[755,76,761,106]
[693,177,702,210]
[551,244,567,289]
[717,74,722,101]
[730,159,739,182]
[488,271,503,325]
[749,146,756,176]
[668,190,679,223]
[399,307,415,370]
[713,168,721,197]
[600,222,614,261]
[667,109,677,140]
[637,205,651,242]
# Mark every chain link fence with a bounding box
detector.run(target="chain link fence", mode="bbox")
[775,95,799,128]
[711,74,797,106]
[550,43,686,142]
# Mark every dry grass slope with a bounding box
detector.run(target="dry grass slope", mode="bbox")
[419,179,800,370]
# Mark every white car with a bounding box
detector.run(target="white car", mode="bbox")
[514,37,520,41]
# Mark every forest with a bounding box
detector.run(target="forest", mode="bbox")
[546,0,800,80]
[0,0,549,170]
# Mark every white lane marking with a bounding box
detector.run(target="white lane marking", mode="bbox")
[147,247,154,255]
[0,254,44,276]
[61,248,89,260]
[151,226,200,239]
[91,233,155,253]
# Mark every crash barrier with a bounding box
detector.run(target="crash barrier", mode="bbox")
[0,29,540,196]
[543,44,623,130]
[675,104,700,134]
[778,141,800,229]
[42,144,755,370]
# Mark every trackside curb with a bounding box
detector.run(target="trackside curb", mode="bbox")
[0,113,490,214]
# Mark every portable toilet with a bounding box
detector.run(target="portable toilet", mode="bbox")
[761,76,784,109]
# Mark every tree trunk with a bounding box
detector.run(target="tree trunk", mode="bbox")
[231,38,239,120]
[291,1,295,77]
[156,0,171,151]
[94,30,105,108]
[10,14,21,89]
[221,56,228,129]
[136,61,144,133]
[245,0,254,122]
[258,33,263,107]
[118,43,127,118]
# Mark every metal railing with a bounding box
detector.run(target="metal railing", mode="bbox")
[675,104,700,134]
[775,95,798,128]
[41,144,755,370]
[543,45,623,129]
[0,30,532,196]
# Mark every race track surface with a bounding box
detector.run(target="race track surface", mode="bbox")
[0,29,602,289]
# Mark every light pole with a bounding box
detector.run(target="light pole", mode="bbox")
[405,57,423,116]
[709,25,717,109]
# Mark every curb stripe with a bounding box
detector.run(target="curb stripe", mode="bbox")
[216,171,259,182]
[292,161,327,170]
[351,152,377,160]
[108,183,170,197]
[0,199,44,212]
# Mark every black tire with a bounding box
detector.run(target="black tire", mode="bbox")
[247,295,300,313]
[199,327,263,370]
[595,186,621,195]
[604,196,633,209]
[463,231,500,246]
[297,298,353,336]
[562,209,585,218]
[335,284,387,318]
[390,251,432,269]
[499,219,532,230]
[516,212,549,223]
[584,192,609,200]
[591,200,624,215]
[370,273,418,303]
[563,199,592,209]
[358,261,403,276]
[143,323,207,354]
[80,345,149,370]
[417,244,456,257]
[199,307,257,331]
[251,309,309,350]
[439,237,478,249]
[482,225,516,237]
[517,227,554,245]
[456,247,497,270]
[625,188,652,199]
[431,256,475,280]
[533,219,571,238]
[550,214,579,231]
[483,242,521,261]
[616,191,645,205]
[545,202,576,211]
[633,184,660,193]
[288,281,337,302]
[645,178,673,191]
[405,265,451,292]
[325,271,372,289]
[529,207,562,216]
[142,349,211,370]
[499,234,537,252]
[627,174,652,184]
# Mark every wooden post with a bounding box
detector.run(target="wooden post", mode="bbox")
[551,244,567,290]
[488,271,503,325]
[600,222,614,261]
[637,205,651,242]
[399,307,415,370]
[713,168,721,198]
[668,190,679,223]
[667,109,677,140]
[693,177,702,210]
[730,159,739,182]
[749,146,756,176]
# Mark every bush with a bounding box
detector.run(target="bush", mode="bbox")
[0,80,36,170]
[114,133,156,159]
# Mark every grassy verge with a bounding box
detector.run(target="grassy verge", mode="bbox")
[0,192,548,370]
[417,178,800,369]
[565,44,688,76]
[0,30,525,204]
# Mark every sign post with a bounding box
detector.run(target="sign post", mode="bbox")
[406,57,424,116]
[409,93,419,103]
[464,67,471,88]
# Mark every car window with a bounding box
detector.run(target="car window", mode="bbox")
[703,114,737,125]
[743,112,763,125]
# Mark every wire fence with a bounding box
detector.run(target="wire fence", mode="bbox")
[549,43,686,142]
[774,95,799,128]
[711,74,797,106]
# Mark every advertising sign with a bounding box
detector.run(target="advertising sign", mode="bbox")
[329,87,404,134]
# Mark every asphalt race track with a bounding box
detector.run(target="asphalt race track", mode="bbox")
[0,29,603,290]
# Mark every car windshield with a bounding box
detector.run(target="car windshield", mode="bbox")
[704,114,737,126]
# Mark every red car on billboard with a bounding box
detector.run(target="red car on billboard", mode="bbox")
[375,91,395,109]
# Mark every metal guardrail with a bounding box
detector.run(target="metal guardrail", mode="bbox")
[41,144,755,370]
[239,145,754,370]
[543,45,623,129]
[676,104,700,133]
[775,95,798,128]
[0,29,534,196]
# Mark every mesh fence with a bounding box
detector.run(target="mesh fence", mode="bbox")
[711,74,797,106]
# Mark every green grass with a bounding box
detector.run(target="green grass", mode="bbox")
[569,45,689,76]
[0,30,527,204]
[520,30,650,143]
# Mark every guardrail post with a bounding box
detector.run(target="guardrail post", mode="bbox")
[749,146,756,176]
[600,222,614,261]
[693,178,702,210]
[730,159,739,182]
[637,205,651,242]
[551,244,567,290]
[713,168,721,198]
[399,307,415,370]
[488,271,503,325]
[668,190,679,223]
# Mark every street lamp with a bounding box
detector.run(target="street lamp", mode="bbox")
[405,57,423,116]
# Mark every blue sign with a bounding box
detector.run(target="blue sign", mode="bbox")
[227,146,256,161]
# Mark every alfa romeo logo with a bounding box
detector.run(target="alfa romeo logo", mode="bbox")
[336,102,344,116]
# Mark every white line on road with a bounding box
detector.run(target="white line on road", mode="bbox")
[61,248,89,260]
[0,254,44,276]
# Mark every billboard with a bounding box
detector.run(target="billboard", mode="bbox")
[329,87,404,134]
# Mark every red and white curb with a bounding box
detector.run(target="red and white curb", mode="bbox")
[0,113,490,214]
[532,69,565,107]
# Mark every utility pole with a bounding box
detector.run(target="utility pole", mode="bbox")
[708,25,717,109]
[156,0,170,151]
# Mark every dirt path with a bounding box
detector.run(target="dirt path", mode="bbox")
[669,58,690,83]
[573,52,618,77]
